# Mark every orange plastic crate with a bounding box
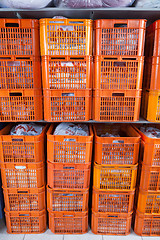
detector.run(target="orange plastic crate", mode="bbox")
[143,57,160,90]
[5,209,46,234]
[0,123,48,163]
[0,56,41,90]
[94,56,144,90]
[49,211,88,234]
[134,211,160,236]
[47,186,89,212]
[91,211,132,235]
[92,187,135,213]
[137,188,160,215]
[145,20,160,57]
[0,89,43,122]
[0,19,40,57]
[3,186,45,212]
[94,124,140,165]
[93,163,137,190]
[94,19,146,56]
[42,56,92,90]
[140,164,160,192]
[47,124,93,164]
[93,89,141,121]
[47,162,91,189]
[44,89,91,122]
[134,124,160,167]
[40,18,92,56]
[1,162,45,188]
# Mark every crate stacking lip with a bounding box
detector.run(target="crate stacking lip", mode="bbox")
[47,124,93,164]
[47,186,89,212]
[133,124,160,167]
[134,210,160,236]
[0,56,41,90]
[140,164,160,192]
[145,20,160,58]
[48,211,88,234]
[0,123,48,163]
[93,163,138,190]
[47,162,91,190]
[94,124,140,165]
[93,89,141,122]
[137,188,160,215]
[42,56,92,90]
[141,90,160,122]
[5,209,46,234]
[44,89,91,122]
[1,162,45,188]
[92,187,135,214]
[0,19,40,57]
[3,186,45,212]
[91,211,132,235]
[0,89,43,122]
[94,56,144,90]
[94,19,146,56]
[40,18,92,56]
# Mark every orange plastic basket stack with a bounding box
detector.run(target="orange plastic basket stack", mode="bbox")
[40,18,92,122]
[0,19,43,122]
[91,124,139,235]
[47,124,93,234]
[0,123,48,234]
[134,124,160,236]
[142,20,160,122]
[93,19,146,121]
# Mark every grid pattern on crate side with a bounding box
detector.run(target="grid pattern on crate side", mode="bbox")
[50,95,86,121]
[97,216,129,234]
[48,59,88,90]
[144,194,160,214]
[156,96,160,121]
[100,95,136,121]
[140,218,160,235]
[97,192,132,213]
[153,145,160,166]
[146,171,160,191]
[7,193,40,212]
[4,168,38,188]
[51,192,85,212]
[0,96,36,121]
[53,141,87,164]
[47,25,87,56]
[0,28,34,56]
[10,216,41,233]
[0,59,35,90]
[100,60,139,90]
[2,142,35,163]
[51,168,89,189]
[101,142,135,165]
[99,168,134,190]
[101,28,139,56]
[53,216,85,234]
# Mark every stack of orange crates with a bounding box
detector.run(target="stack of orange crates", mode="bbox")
[142,20,160,122]
[93,19,146,121]
[46,124,93,234]
[134,125,160,236]
[91,124,140,235]
[40,18,92,122]
[0,19,43,121]
[0,123,47,234]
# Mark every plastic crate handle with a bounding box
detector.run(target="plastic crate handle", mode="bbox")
[19,214,29,216]
[18,190,29,193]
[9,92,22,97]
[5,23,19,28]
[114,23,127,28]
[63,166,75,169]
[12,139,23,142]
[112,93,124,97]
[108,215,118,218]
